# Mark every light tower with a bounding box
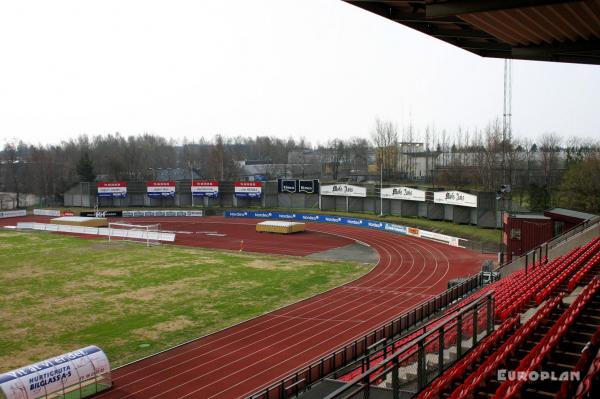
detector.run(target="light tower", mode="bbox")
[498,59,513,265]
[502,59,512,182]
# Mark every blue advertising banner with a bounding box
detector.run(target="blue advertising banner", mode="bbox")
[224,210,409,235]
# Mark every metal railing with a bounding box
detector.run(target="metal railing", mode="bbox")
[322,291,495,399]
[547,216,600,249]
[247,273,485,399]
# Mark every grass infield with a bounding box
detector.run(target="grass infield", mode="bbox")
[0,230,368,372]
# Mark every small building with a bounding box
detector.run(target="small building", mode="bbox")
[543,208,597,236]
[503,213,553,262]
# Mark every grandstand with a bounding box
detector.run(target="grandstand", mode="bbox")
[274,232,600,399]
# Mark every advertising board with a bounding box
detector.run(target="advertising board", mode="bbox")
[97,182,127,198]
[234,182,262,198]
[433,190,477,208]
[320,184,366,198]
[147,181,176,198]
[381,187,426,201]
[191,181,219,198]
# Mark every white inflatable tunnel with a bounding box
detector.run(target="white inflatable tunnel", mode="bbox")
[0,346,111,399]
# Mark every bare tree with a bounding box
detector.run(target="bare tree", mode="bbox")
[326,139,346,180]
[2,142,25,207]
[371,118,398,179]
[539,132,562,190]
[347,137,369,172]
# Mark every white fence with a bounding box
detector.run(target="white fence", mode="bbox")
[16,222,176,242]
[33,209,62,217]
[0,210,26,219]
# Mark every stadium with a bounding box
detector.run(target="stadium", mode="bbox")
[1,1,600,399]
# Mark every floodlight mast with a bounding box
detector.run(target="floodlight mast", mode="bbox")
[379,160,383,217]
[502,59,512,185]
[190,162,194,208]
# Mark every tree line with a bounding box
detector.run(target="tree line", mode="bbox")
[1,119,599,213]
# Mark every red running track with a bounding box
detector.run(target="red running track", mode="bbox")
[95,217,490,399]
[5,216,353,257]
[5,215,491,398]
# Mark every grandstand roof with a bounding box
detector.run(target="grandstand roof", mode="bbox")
[343,0,600,65]
[511,213,551,220]
[545,207,597,220]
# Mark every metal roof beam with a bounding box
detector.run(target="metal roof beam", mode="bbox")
[426,0,585,18]
[443,38,512,51]
[512,38,600,56]
[405,23,497,39]
[346,1,469,24]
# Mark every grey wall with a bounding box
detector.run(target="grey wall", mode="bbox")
[453,206,471,224]
[63,181,501,228]
[443,205,453,221]
[401,201,418,217]
[427,203,444,220]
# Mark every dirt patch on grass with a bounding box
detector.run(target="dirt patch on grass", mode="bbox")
[0,344,65,372]
[246,259,279,269]
[63,278,121,291]
[95,268,129,277]
[225,280,260,289]
[89,242,129,250]
[115,279,204,301]
[132,316,194,341]
[246,258,315,270]
[194,257,221,265]
[0,266,55,280]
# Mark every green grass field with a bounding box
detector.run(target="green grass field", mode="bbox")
[0,230,368,372]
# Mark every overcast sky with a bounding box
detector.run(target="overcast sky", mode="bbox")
[1,0,599,146]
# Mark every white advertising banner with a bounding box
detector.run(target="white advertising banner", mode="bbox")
[320,184,366,198]
[33,209,61,217]
[381,187,426,201]
[0,210,26,219]
[433,190,478,208]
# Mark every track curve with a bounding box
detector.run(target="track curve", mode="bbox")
[83,216,489,399]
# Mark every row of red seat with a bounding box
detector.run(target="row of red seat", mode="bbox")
[414,236,600,398]
[494,276,600,398]
[496,238,598,320]
[536,237,600,304]
[446,293,564,399]
[574,345,600,399]
[442,285,494,315]
[558,328,600,399]
[416,315,519,399]
[569,247,600,291]
[493,257,551,320]
[355,238,592,386]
